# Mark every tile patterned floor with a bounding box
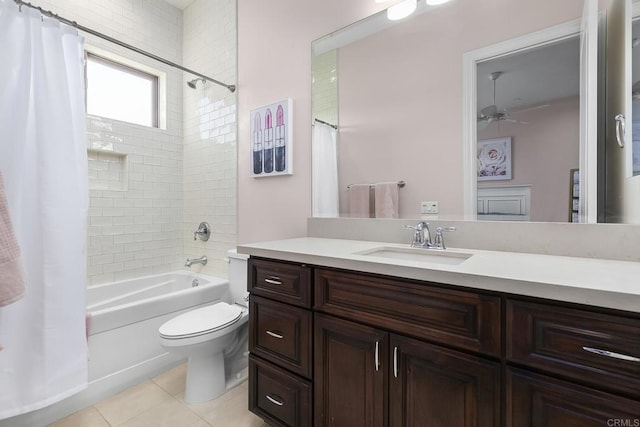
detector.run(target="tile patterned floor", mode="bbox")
[49,364,267,427]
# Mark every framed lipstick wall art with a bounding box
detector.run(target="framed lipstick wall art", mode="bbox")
[250,99,293,177]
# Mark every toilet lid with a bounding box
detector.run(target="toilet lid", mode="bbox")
[159,302,242,339]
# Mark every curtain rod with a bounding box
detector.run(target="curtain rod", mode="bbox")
[314,118,338,130]
[14,0,236,93]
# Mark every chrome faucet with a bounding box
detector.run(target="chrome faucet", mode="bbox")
[404,222,432,248]
[185,255,207,267]
[404,222,455,250]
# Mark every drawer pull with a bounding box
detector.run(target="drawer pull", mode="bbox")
[264,277,282,285]
[375,341,380,372]
[266,394,284,406]
[582,346,640,362]
[393,346,399,378]
[266,330,284,339]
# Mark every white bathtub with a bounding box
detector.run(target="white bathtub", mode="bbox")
[87,271,230,383]
[2,271,231,427]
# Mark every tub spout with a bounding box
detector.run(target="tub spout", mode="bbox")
[185,255,207,268]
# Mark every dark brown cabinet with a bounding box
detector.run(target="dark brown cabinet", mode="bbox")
[249,356,312,427]
[389,334,500,427]
[314,315,500,427]
[314,314,387,427]
[314,268,501,357]
[249,295,312,378]
[507,367,640,427]
[248,259,313,427]
[247,256,640,427]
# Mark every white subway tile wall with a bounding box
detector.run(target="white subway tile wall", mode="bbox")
[312,50,338,126]
[29,0,237,284]
[183,0,238,278]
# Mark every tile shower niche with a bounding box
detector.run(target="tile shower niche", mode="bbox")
[88,149,129,191]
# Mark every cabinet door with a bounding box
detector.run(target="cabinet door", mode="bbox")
[314,313,388,427]
[390,334,500,427]
[507,367,640,427]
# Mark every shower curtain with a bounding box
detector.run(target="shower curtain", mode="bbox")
[0,0,89,418]
[312,122,340,217]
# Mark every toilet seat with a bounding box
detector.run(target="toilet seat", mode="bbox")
[159,302,242,340]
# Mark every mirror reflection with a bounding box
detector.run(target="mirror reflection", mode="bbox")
[311,0,640,223]
[476,37,580,222]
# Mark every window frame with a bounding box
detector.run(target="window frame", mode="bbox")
[85,52,159,128]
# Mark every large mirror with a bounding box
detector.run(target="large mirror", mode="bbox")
[311,0,640,223]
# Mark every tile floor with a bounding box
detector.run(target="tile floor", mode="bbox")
[49,364,267,427]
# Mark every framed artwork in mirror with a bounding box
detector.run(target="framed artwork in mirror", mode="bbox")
[250,99,293,177]
[477,137,512,181]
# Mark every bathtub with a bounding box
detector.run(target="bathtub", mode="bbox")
[87,271,231,384]
[2,271,232,427]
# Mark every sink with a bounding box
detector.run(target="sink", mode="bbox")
[355,246,472,266]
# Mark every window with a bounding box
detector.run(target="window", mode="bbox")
[86,53,158,128]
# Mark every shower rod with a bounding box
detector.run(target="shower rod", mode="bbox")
[313,118,338,130]
[13,0,237,93]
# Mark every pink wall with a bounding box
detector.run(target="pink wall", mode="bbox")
[337,0,583,219]
[237,0,390,243]
[238,0,584,242]
[478,96,580,222]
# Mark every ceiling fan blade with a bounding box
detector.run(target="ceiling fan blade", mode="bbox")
[509,103,550,114]
[504,118,530,125]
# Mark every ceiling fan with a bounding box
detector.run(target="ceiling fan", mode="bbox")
[477,71,546,126]
[478,71,521,124]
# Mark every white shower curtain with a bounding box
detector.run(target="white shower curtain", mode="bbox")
[0,0,89,418]
[312,122,339,217]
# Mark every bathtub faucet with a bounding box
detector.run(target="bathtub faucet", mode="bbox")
[185,255,208,268]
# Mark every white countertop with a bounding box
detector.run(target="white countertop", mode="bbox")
[238,237,640,314]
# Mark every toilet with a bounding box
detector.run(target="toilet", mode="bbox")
[159,250,249,403]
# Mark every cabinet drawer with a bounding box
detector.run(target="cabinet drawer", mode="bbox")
[507,367,640,426]
[507,299,640,397]
[249,295,312,378]
[249,356,312,427]
[315,268,501,356]
[248,258,312,307]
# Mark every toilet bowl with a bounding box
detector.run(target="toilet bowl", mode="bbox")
[158,250,249,403]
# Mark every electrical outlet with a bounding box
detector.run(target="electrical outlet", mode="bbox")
[420,201,439,214]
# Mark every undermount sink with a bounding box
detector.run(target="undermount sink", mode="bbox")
[355,246,473,266]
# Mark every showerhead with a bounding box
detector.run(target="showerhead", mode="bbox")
[187,78,206,89]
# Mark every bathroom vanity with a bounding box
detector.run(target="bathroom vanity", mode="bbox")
[242,238,640,427]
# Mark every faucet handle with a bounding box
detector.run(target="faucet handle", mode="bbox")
[193,221,211,241]
[404,222,429,247]
[404,221,428,231]
[433,227,455,250]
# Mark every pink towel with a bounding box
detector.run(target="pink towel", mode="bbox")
[348,184,371,218]
[0,172,25,309]
[374,182,399,218]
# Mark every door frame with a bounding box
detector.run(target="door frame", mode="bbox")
[461,19,591,221]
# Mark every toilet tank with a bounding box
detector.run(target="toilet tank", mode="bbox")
[227,249,249,306]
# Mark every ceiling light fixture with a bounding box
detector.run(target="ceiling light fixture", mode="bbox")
[426,0,452,5]
[387,0,417,20]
